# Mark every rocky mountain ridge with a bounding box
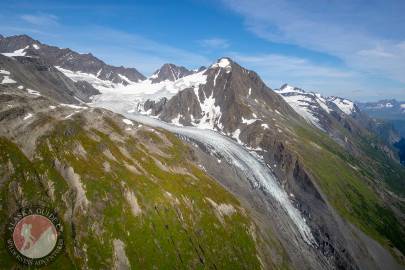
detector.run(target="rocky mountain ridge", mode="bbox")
[357,99,405,138]
[150,63,193,83]
[0,53,99,103]
[0,35,146,85]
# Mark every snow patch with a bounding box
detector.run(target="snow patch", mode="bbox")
[242,117,259,125]
[231,129,243,144]
[122,119,134,126]
[193,91,222,130]
[171,114,183,126]
[118,74,135,84]
[1,46,29,57]
[32,44,40,50]
[0,69,10,75]
[23,113,33,120]
[315,94,332,113]
[27,88,41,96]
[328,97,355,115]
[1,76,16,84]
[65,111,80,119]
[59,103,87,109]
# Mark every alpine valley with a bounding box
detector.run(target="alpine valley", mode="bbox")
[1,34,404,270]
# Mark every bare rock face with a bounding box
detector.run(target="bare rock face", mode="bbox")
[150,63,193,83]
[0,54,99,104]
[143,97,168,115]
[150,58,297,132]
[0,35,146,84]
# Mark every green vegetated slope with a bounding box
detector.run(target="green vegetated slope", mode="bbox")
[0,112,269,269]
[293,125,405,262]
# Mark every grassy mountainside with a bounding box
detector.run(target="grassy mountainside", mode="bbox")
[292,124,405,262]
[0,106,269,269]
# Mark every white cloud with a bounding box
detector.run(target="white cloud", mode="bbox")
[233,53,352,79]
[225,51,404,101]
[229,52,355,92]
[64,26,211,75]
[20,14,59,26]
[199,38,230,49]
[2,22,211,76]
[221,0,405,85]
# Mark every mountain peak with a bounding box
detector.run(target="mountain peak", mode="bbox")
[210,57,232,70]
[0,34,146,84]
[150,63,192,83]
[278,83,306,94]
[0,34,39,53]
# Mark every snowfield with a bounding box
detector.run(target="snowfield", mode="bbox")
[57,66,208,108]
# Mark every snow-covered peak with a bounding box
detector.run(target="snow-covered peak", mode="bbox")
[276,84,356,116]
[328,97,355,115]
[149,63,193,83]
[275,84,358,130]
[211,58,232,73]
[277,84,306,94]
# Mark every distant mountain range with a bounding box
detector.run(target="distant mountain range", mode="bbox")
[357,99,405,137]
[1,34,405,270]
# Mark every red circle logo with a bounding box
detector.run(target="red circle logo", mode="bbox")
[12,214,58,259]
[5,206,64,266]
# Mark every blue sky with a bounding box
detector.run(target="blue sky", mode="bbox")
[1,0,404,101]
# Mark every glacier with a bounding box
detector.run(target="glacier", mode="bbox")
[90,97,315,246]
